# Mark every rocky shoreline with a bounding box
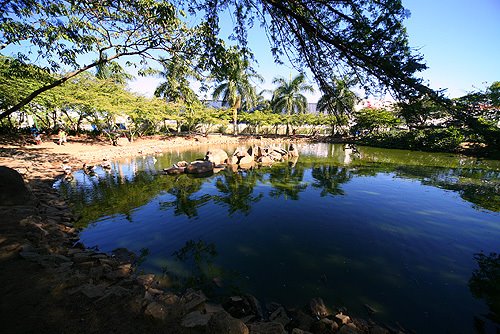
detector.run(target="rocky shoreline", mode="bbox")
[0,134,409,334]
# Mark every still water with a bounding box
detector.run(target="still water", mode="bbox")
[56,143,500,333]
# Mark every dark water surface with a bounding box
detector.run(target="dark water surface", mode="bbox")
[56,143,500,333]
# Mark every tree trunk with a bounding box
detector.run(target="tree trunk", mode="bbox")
[233,108,238,135]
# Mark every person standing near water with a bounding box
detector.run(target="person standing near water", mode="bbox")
[58,129,67,145]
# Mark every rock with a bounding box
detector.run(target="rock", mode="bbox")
[207,310,249,334]
[0,166,33,206]
[206,149,229,165]
[292,329,313,334]
[258,155,274,165]
[231,147,254,165]
[78,283,107,299]
[239,155,253,165]
[181,310,211,328]
[310,298,330,318]
[223,295,263,320]
[145,302,169,321]
[320,318,339,332]
[158,292,180,305]
[185,161,214,175]
[338,324,361,334]
[164,166,185,175]
[369,325,389,334]
[335,313,351,325]
[247,321,285,334]
[269,306,290,326]
[288,309,315,332]
[150,274,172,289]
[205,303,225,314]
[182,289,207,312]
[288,143,299,157]
[136,274,155,286]
[111,247,136,263]
[269,151,283,161]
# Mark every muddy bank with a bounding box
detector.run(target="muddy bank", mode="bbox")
[0,135,409,334]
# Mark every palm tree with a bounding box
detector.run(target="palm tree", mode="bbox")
[212,47,263,135]
[271,73,314,135]
[317,77,358,136]
[95,53,133,85]
[154,56,199,105]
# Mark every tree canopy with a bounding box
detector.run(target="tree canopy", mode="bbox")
[0,0,209,118]
[177,0,433,99]
[1,0,436,120]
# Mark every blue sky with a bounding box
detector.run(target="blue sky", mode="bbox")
[403,0,500,98]
[130,0,500,102]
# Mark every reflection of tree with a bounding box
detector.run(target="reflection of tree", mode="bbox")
[469,252,500,324]
[311,165,352,197]
[169,240,220,294]
[213,170,263,215]
[59,170,160,227]
[268,164,307,200]
[159,174,211,218]
[396,166,500,212]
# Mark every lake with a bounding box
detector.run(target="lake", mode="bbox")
[56,143,500,333]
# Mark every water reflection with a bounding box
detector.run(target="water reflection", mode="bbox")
[469,252,500,324]
[55,143,500,333]
[213,170,264,215]
[311,165,352,197]
[159,174,209,218]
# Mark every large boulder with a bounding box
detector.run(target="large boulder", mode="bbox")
[288,143,299,158]
[231,147,254,165]
[247,322,285,334]
[222,295,263,320]
[206,149,229,165]
[207,310,249,334]
[185,161,214,175]
[0,166,33,206]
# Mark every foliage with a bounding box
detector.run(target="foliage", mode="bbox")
[0,0,210,118]
[211,46,262,134]
[153,55,200,104]
[353,107,400,135]
[317,77,358,136]
[469,252,500,323]
[361,128,464,152]
[396,94,448,129]
[95,57,133,85]
[271,73,314,135]
[452,82,500,147]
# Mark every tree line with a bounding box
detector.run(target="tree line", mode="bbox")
[1,53,498,153]
[0,1,498,152]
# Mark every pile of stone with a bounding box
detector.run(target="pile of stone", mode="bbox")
[152,291,399,334]
[163,144,300,176]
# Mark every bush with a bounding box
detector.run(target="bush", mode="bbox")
[361,127,464,152]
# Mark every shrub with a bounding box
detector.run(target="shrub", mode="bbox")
[361,127,464,152]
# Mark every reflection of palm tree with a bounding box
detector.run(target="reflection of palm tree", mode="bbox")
[268,164,307,200]
[213,170,263,215]
[311,166,352,197]
[469,252,500,324]
[159,175,211,218]
[169,239,244,296]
